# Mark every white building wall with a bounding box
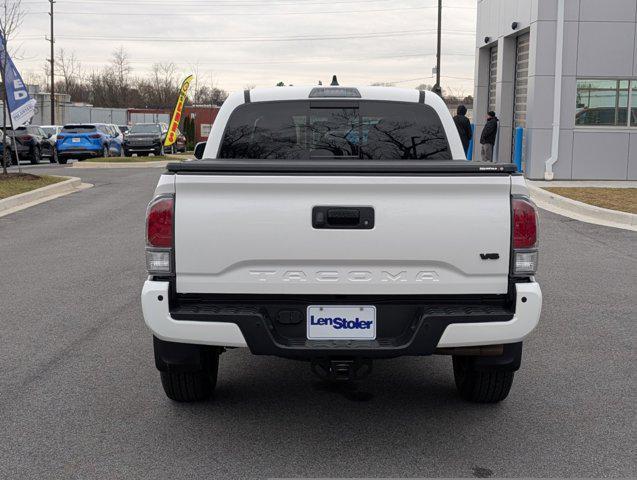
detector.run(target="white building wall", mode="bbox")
[474,0,637,180]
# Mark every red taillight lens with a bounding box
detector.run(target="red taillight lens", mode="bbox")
[57,134,66,140]
[89,134,101,139]
[512,197,538,248]
[146,196,174,248]
[18,135,31,141]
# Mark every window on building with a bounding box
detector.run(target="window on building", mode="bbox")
[487,45,498,114]
[632,82,637,127]
[575,79,633,127]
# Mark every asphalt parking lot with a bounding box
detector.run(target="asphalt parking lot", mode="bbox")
[0,164,635,479]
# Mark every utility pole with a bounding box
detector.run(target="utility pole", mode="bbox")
[432,0,442,97]
[48,0,55,125]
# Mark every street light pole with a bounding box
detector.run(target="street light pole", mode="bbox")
[49,0,55,125]
[432,0,442,96]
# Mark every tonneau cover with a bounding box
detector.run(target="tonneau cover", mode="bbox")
[167,159,518,175]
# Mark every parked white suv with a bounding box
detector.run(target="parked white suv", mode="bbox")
[142,84,542,403]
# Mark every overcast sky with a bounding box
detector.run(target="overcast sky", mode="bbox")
[14,0,477,96]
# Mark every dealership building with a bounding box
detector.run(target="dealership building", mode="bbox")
[472,0,637,180]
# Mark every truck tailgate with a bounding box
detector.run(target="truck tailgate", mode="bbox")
[174,174,512,295]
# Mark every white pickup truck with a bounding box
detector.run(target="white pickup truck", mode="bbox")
[142,84,542,404]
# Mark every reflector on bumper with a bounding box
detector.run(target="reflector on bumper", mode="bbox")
[146,249,171,274]
[513,251,538,275]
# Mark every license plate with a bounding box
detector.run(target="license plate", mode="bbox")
[307,305,376,340]
[72,137,81,143]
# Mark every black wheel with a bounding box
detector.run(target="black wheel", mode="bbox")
[50,148,58,164]
[160,352,219,402]
[30,146,41,164]
[453,356,514,403]
[58,156,68,165]
[154,145,165,156]
[124,149,132,157]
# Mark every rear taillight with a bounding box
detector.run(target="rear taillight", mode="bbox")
[511,197,539,276]
[18,135,31,141]
[57,134,66,140]
[89,134,101,139]
[146,195,174,275]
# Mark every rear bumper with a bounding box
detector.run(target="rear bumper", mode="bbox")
[141,281,542,358]
[58,147,101,157]
[124,142,161,152]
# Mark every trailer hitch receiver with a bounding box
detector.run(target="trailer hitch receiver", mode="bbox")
[311,358,373,382]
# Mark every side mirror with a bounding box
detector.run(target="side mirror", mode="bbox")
[194,142,206,160]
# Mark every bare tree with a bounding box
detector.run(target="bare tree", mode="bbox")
[57,48,82,93]
[110,47,131,107]
[188,62,201,105]
[111,46,131,86]
[151,62,177,107]
[0,0,26,175]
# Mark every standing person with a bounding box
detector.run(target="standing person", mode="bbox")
[453,104,472,156]
[480,111,499,162]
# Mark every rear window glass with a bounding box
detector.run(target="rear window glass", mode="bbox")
[218,100,451,160]
[62,125,96,134]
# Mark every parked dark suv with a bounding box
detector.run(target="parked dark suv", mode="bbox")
[123,123,169,157]
[5,126,55,164]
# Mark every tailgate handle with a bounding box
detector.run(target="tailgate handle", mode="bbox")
[312,206,374,229]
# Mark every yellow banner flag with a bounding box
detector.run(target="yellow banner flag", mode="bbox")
[165,75,194,147]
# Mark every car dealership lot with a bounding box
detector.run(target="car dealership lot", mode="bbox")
[0,166,634,479]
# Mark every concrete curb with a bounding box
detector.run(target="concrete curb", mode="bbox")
[71,160,170,169]
[527,183,637,232]
[0,176,92,217]
[70,154,187,169]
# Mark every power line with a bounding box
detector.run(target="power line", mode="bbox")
[21,0,474,5]
[31,29,475,44]
[52,6,465,16]
[66,51,473,66]
[386,74,474,84]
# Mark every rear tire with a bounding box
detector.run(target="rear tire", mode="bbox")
[30,146,41,165]
[453,356,514,403]
[58,156,68,165]
[159,352,219,402]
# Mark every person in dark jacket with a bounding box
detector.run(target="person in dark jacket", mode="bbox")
[453,105,472,156]
[480,111,499,162]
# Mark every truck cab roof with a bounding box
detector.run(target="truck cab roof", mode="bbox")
[245,85,426,104]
